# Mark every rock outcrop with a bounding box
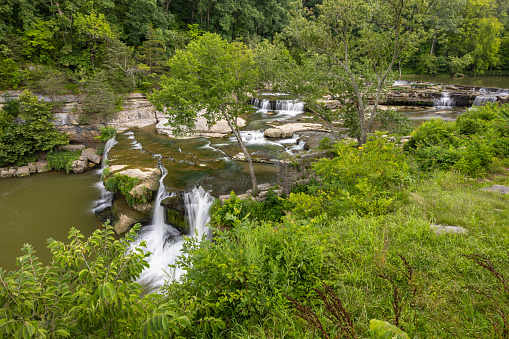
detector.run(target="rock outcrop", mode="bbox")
[104,166,162,234]
[264,122,329,138]
[479,185,509,195]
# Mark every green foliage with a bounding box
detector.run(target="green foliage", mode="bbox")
[306,133,411,216]
[164,217,329,336]
[95,126,117,142]
[0,223,190,338]
[209,191,248,228]
[407,104,509,177]
[46,150,81,173]
[80,71,117,123]
[105,174,151,206]
[404,118,461,151]
[0,90,68,167]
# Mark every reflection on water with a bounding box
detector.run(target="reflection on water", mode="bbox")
[402,75,509,89]
[0,171,102,271]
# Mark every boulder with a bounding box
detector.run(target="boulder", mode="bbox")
[114,214,138,235]
[27,162,37,174]
[9,167,17,176]
[430,224,468,235]
[36,160,50,173]
[81,148,101,164]
[16,166,30,177]
[0,170,12,178]
[71,160,87,174]
[264,123,328,138]
[116,168,161,191]
[58,144,85,152]
[479,185,509,195]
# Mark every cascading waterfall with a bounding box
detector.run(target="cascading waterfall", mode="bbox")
[251,97,305,115]
[93,137,117,214]
[472,95,497,106]
[132,162,214,293]
[433,92,455,107]
[184,187,215,240]
[472,88,509,107]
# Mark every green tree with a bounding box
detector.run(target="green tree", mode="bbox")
[136,25,168,75]
[80,71,117,123]
[0,90,68,167]
[286,0,435,144]
[124,0,171,46]
[74,10,114,69]
[150,33,261,195]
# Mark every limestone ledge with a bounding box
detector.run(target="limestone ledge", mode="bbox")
[0,145,100,179]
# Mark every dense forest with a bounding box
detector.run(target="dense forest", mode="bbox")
[0,0,509,95]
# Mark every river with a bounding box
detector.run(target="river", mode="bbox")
[0,171,102,271]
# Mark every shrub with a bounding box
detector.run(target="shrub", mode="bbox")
[0,223,190,338]
[404,118,461,151]
[164,217,329,336]
[46,150,81,173]
[95,126,117,142]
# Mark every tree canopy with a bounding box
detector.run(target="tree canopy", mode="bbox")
[150,32,260,194]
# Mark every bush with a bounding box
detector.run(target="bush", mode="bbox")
[95,126,117,142]
[163,218,329,336]
[46,150,81,173]
[404,118,461,151]
[304,133,411,216]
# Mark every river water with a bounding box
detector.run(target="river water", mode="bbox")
[0,171,102,271]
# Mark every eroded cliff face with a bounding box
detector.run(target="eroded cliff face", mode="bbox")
[0,92,165,143]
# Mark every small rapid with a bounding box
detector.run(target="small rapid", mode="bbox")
[131,161,214,293]
[93,137,117,214]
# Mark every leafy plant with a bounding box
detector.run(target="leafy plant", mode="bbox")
[0,223,190,338]
[46,150,81,173]
[95,126,117,142]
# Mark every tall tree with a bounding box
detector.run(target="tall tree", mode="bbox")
[286,0,435,144]
[150,33,260,195]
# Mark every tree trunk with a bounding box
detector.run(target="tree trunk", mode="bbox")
[222,111,258,196]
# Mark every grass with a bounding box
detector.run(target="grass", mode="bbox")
[224,170,509,338]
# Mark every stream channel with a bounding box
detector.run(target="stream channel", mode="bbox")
[1,77,508,283]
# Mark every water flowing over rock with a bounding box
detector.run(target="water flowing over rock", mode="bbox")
[93,137,118,218]
[433,92,455,107]
[131,162,214,293]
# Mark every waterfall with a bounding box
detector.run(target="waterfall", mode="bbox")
[472,95,497,107]
[132,163,214,293]
[433,92,455,108]
[275,100,305,113]
[53,113,69,126]
[184,187,215,239]
[251,97,305,115]
[93,137,118,214]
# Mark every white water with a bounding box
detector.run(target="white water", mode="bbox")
[124,131,143,150]
[251,98,305,117]
[472,88,509,107]
[434,92,455,108]
[472,95,497,106]
[93,137,118,214]
[132,164,214,293]
[53,113,69,125]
